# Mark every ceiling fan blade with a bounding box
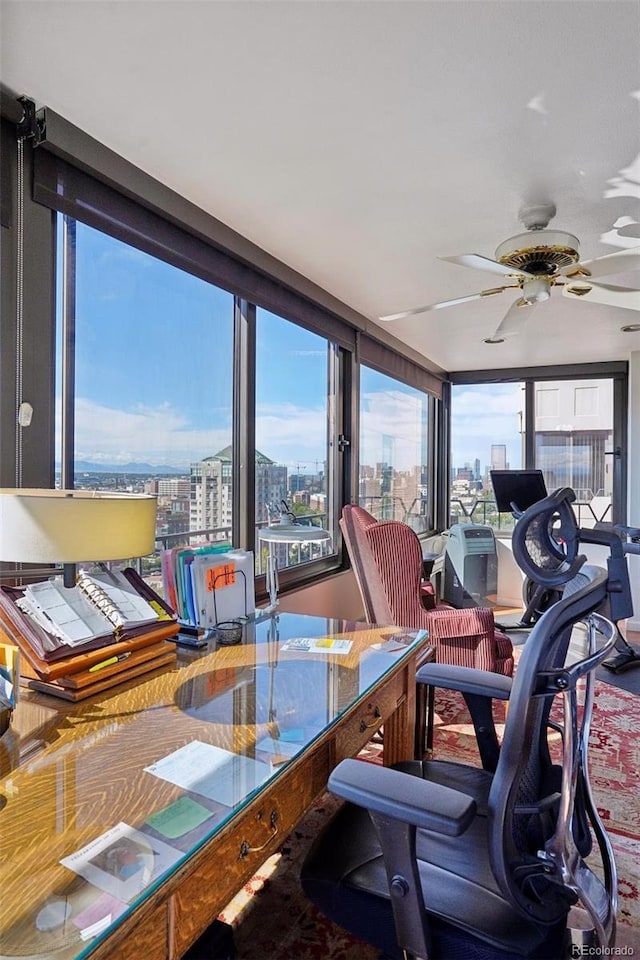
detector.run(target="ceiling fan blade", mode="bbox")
[439,254,536,280]
[560,246,640,281]
[378,285,513,322]
[562,282,640,311]
[483,299,533,343]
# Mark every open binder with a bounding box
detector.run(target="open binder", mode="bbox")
[0,568,179,699]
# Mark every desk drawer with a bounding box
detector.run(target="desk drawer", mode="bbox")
[334,669,406,763]
[171,741,331,957]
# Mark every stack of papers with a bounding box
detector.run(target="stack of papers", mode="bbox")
[161,546,255,627]
[281,637,353,655]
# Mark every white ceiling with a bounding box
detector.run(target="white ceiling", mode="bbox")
[2,0,639,373]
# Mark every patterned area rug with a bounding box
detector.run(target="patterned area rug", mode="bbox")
[218,679,640,958]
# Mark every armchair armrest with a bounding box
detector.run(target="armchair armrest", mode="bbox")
[424,604,510,673]
[416,662,512,701]
[329,758,476,836]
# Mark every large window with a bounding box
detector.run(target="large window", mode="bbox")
[359,366,433,532]
[1,108,446,601]
[255,309,334,573]
[449,382,524,529]
[449,371,626,531]
[56,218,235,587]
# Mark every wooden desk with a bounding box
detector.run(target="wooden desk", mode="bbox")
[0,613,432,960]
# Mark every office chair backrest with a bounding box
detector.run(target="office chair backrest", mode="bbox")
[512,486,635,625]
[488,562,616,940]
[511,486,584,588]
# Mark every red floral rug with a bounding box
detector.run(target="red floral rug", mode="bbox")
[219,679,640,958]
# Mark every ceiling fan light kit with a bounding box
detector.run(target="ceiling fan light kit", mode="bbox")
[379,202,639,339]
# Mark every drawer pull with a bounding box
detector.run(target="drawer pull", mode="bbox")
[239,810,279,859]
[359,707,382,732]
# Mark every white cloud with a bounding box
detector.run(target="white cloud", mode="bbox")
[68,397,330,470]
[451,384,524,469]
[72,398,230,466]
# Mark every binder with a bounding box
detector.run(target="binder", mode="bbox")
[0,568,179,685]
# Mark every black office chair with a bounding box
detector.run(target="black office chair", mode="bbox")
[510,486,640,674]
[301,557,619,958]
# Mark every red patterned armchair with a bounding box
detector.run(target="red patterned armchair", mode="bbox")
[341,505,514,677]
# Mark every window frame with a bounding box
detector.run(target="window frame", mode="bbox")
[449,363,628,526]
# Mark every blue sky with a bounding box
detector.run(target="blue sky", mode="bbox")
[451,383,524,473]
[58,219,519,473]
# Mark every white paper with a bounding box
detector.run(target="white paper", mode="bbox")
[255,736,304,759]
[144,741,272,807]
[60,822,181,903]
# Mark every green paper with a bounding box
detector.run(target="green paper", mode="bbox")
[145,796,212,839]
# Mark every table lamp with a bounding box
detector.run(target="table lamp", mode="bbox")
[258,503,331,611]
[0,488,158,587]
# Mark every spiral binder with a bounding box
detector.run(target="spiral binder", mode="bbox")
[77,572,128,638]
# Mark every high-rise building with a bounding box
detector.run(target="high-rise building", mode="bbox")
[190,447,287,539]
[491,444,508,471]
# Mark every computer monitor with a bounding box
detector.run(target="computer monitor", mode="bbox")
[490,469,548,515]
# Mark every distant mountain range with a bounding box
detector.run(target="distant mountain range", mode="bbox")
[64,460,188,476]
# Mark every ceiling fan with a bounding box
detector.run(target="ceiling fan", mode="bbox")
[380,203,640,343]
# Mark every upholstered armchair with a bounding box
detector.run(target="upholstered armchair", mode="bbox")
[341,505,514,763]
[342,505,513,673]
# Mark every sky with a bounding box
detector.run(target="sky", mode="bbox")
[451,383,524,473]
[58,219,519,474]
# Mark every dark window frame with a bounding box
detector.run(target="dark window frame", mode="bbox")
[449,363,628,525]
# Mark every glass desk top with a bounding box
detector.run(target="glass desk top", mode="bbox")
[0,612,428,960]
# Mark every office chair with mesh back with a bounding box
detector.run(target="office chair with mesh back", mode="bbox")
[302,559,619,959]
[341,504,514,765]
[510,487,640,673]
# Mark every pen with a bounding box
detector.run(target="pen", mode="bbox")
[89,652,131,673]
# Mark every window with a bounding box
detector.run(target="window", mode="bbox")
[56,217,234,586]
[534,378,614,526]
[449,382,524,529]
[359,366,432,532]
[255,309,334,573]
[450,370,626,531]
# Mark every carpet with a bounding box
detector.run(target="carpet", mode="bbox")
[217,680,640,959]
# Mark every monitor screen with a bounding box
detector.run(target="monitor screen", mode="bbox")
[490,469,548,514]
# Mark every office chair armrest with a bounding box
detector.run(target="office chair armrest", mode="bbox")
[416,662,512,701]
[328,758,476,836]
[416,663,512,772]
[330,758,476,960]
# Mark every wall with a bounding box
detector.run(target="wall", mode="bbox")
[279,569,365,621]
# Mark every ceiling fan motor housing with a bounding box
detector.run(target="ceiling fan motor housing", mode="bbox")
[495,229,580,275]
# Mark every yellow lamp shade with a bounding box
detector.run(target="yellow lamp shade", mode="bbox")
[0,489,157,563]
